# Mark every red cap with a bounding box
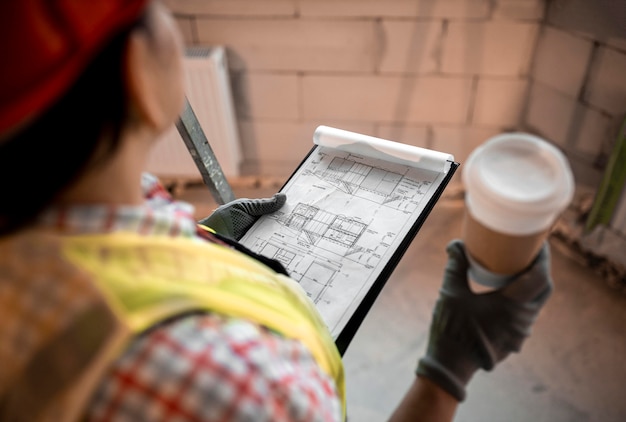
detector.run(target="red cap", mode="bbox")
[0,0,149,134]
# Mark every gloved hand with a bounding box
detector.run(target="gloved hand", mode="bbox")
[198,193,287,240]
[416,239,553,402]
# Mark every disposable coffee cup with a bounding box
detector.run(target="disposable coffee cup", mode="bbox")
[461,132,574,285]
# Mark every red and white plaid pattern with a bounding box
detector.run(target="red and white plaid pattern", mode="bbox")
[86,314,341,421]
[36,173,341,421]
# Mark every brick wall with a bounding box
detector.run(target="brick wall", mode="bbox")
[165,0,545,185]
[165,0,626,280]
[522,0,626,279]
[523,1,626,190]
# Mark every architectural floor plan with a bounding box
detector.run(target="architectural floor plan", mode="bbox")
[239,145,449,339]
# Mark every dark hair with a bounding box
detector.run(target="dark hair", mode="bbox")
[0,20,147,235]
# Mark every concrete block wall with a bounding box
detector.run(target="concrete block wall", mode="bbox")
[522,0,626,276]
[524,24,625,189]
[165,0,544,183]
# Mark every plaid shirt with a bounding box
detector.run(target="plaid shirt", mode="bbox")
[38,173,342,422]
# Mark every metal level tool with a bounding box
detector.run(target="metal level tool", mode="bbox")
[175,97,236,205]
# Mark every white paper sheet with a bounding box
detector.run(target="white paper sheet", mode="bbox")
[239,129,450,339]
[314,125,454,173]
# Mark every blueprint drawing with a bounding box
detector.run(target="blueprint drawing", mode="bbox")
[239,146,447,339]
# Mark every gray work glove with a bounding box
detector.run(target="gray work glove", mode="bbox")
[416,239,553,402]
[199,193,287,240]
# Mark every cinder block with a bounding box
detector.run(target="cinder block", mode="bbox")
[299,0,490,18]
[492,0,545,20]
[525,82,577,147]
[378,21,443,74]
[430,126,502,167]
[606,37,626,52]
[532,27,593,98]
[545,0,625,47]
[302,75,473,124]
[175,17,195,44]
[473,78,528,126]
[571,105,613,156]
[375,124,430,148]
[233,73,299,119]
[238,120,314,176]
[196,19,377,72]
[585,46,626,115]
[238,120,376,176]
[164,0,296,16]
[239,159,295,179]
[442,22,539,76]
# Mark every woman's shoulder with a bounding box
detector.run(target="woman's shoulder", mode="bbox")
[87,312,343,422]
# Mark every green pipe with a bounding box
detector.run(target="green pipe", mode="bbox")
[585,116,626,232]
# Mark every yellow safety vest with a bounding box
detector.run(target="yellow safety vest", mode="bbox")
[0,230,345,421]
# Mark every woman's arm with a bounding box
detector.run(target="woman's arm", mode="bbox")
[388,376,459,422]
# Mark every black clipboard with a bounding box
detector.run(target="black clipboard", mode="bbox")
[240,141,460,357]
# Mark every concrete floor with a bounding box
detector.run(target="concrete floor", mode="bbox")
[178,183,626,422]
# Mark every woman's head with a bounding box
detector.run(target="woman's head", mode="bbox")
[0,0,185,234]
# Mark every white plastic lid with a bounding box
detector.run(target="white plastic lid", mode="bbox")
[462,132,575,236]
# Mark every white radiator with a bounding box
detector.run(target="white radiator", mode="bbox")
[145,46,242,179]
